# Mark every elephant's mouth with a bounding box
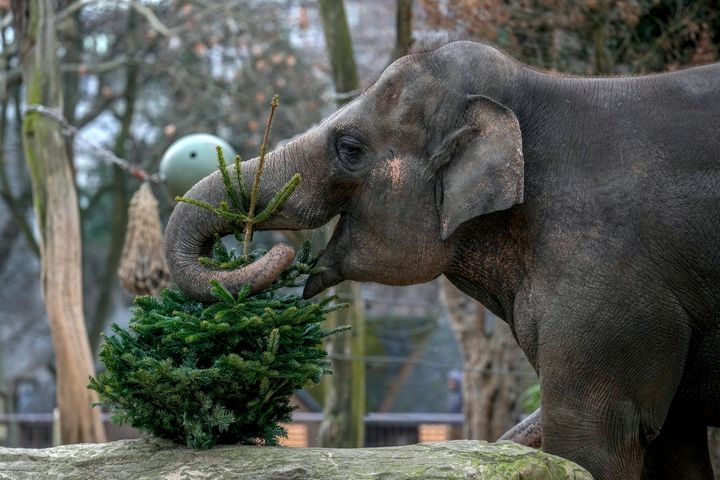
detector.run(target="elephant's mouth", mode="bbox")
[303,263,343,299]
[302,215,348,299]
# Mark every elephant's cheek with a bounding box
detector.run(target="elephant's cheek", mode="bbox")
[387,156,409,193]
[371,155,410,195]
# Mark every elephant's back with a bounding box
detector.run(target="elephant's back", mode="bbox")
[522,67,720,327]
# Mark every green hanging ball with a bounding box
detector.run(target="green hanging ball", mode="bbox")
[159,133,237,198]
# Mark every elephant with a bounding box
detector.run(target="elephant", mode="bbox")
[164,40,720,479]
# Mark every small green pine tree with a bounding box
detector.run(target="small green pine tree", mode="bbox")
[89,97,347,449]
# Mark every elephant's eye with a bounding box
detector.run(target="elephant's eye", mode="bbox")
[336,136,367,169]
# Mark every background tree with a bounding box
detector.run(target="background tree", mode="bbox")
[440,279,531,440]
[11,0,105,444]
[317,0,366,449]
[418,0,719,74]
[389,0,414,63]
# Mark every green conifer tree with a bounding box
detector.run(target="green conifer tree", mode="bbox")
[89,97,347,449]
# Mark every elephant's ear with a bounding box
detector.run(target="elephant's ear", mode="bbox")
[431,94,524,240]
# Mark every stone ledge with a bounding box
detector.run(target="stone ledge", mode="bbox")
[0,437,592,479]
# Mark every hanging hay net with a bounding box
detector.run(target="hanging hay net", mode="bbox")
[118,182,170,295]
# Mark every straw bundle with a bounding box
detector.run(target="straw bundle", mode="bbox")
[118,182,170,295]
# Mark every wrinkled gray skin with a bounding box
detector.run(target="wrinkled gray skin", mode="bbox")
[165,40,720,479]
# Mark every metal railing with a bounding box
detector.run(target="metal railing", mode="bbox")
[0,412,465,449]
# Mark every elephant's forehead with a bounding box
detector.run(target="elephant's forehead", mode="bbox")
[375,76,406,114]
[314,61,429,131]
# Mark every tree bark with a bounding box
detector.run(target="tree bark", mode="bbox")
[59,0,82,164]
[0,89,37,266]
[317,0,366,448]
[318,0,359,104]
[12,0,106,444]
[319,281,366,448]
[0,27,39,260]
[389,0,413,63]
[589,1,612,75]
[377,328,431,413]
[440,278,530,441]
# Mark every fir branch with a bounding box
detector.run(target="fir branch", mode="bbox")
[243,95,280,258]
[235,283,252,301]
[209,280,236,305]
[297,240,312,264]
[234,154,248,211]
[174,195,217,213]
[253,173,301,224]
[211,235,231,263]
[217,146,242,211]
[175,196,251,225]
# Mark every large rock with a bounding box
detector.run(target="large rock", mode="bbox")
[0,437,591,479]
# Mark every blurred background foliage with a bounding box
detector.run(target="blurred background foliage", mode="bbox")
[420,0,719,74]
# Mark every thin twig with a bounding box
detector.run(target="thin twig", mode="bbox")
[130,2,172,38]
[243,95,279,258]
[55,0,98,22]
[24,104,159,183]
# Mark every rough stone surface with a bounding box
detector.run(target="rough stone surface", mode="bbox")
[0,437,592,479]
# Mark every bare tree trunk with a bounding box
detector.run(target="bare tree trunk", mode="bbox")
[0,78,37,269]
[12,0,106,444]
[88,9,139,356]
[317,1,366,448]
[319,281,366,448]
[440,278,528,441]
[318,0,359,104]
[589,1,612,75]
[377,330,431,413]
[389,0,413,63]
[0,25,39,259]
[60,0,81,164]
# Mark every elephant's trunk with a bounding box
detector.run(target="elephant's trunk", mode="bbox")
[163,168,295,302]
[164,140,330,302]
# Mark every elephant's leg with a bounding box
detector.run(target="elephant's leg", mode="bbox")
[498,408,542,448]
[541,390,654,479]
[641,411,714,480]
[535,306,691,479]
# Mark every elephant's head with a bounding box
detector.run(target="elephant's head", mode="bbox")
[165,41,524,302]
